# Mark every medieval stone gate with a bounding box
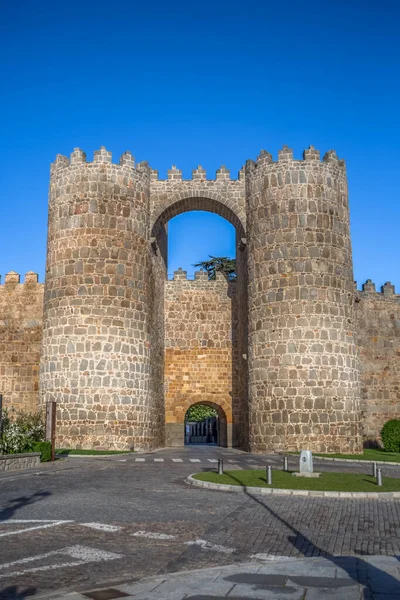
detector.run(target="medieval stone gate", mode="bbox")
[39,145,363,454]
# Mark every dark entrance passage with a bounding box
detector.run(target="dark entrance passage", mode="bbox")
[185,415,218,445]
[184,402,228,447]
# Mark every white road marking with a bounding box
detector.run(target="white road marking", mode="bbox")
[135,458,145,462]
[0,545,122,579]
[132,530,175,540]
[189,459,201,463]
[186,539,235,554]
[251,553,292,561]
[172,459,183,462]
[0,519,61,524]
[118,459,127,462]
[207,459,218,463]
[153,458,164,462]
[81,522,121,532]
[0,521,72,538]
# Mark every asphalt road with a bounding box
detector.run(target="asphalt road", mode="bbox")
[1,446,400,599]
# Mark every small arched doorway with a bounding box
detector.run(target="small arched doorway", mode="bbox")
[184,401,228,447]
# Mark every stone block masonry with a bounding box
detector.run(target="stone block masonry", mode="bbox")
[246,147,362,453]
[0,144,398,452]
[0,271,44,414]
[164,269,238,447]
[0,452,41,472]
[39,148,164,451]
[356,281,400,444]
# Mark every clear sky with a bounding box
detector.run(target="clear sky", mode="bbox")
[0,0,399,288]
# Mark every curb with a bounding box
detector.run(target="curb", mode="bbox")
[312,456,400,466]
[55,454,132,458]
[186,474,400,499]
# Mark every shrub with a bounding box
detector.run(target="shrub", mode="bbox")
[0,408,46,454]
[381,419,400,452]
[13,409,45,442]
[32,441,52,462]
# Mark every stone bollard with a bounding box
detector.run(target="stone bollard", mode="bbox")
[372,462,377,477]
[377,468,382,487]
[283,456,288,472]
[218,459,224,475]
[267,465,272,485]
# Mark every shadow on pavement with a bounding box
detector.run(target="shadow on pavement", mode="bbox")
[0,491,51,522]
[0,492,50,599]
[186,471,400,598]
[0,586,36,600]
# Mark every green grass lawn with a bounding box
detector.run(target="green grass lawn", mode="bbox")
[56,449,133,455]
[289,449,400,463]
[193,469,400,492]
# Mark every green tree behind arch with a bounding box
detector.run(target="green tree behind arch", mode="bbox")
[193,256,236,281]
[185,405,217,422]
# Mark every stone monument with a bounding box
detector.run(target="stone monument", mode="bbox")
[300,450,313,474]
[292,450,321,477]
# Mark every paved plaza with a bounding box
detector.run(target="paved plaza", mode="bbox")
[0,447,400,599]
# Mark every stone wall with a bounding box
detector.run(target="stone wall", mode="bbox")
[164,269,237,447]
[39,148,164,451]
[356,281,400,444]
[1,145,398,453]
[0,268,399,450]
[0,452,41,472]
[246,147,362,454]
[0,272,43,414]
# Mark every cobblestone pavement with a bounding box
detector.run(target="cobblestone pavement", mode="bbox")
[36,556,400,599]
[0,447,399,599]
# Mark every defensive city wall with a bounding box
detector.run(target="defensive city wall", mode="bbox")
[0,145,399,452]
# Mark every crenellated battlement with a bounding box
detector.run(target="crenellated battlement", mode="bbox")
[169,268,232,284]
[251,145,346,170]
[356,279,399,299]
[51,145,346,181]
[51,147,247,182]
[50,146,146,174]
[0,271,42,287]
[150,164,246,182]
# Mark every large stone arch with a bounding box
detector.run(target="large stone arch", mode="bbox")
[150,180,246,238]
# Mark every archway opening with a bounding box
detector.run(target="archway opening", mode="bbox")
[150,195,249,451]
[184,402,227,447]
[167,211,236,279]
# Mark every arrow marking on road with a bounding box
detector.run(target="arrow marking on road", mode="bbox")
[0,545,123,579]
[0,521,72,537]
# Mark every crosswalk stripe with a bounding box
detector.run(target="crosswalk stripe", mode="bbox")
[172,459,183,462]
[207,459,218,463]
[153,458,164,462]
[189,459,201,463]
[135,458,145,462]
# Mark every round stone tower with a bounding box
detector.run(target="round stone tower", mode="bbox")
[246,145,362,454]
[39,147,163,451]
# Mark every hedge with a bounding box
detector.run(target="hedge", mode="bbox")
[381,419,400,453]
[32,441,52,462]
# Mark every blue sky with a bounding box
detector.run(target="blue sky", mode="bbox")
[0,0,399,288]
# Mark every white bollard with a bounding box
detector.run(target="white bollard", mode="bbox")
[267,465,272,485]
